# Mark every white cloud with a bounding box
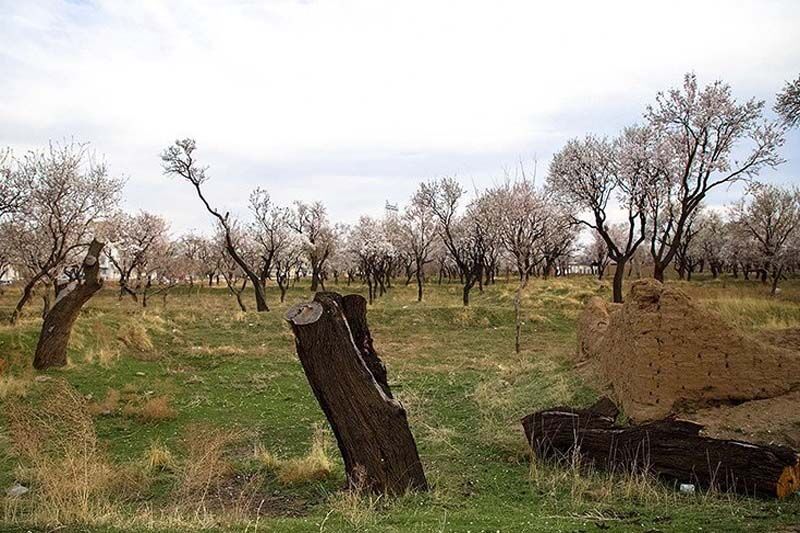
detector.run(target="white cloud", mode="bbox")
[1,0,798,233]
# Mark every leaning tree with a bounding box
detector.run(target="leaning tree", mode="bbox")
[33,239,106,369]
[161,139,269,311]
[215,231,250,312]
[5,142,122,324]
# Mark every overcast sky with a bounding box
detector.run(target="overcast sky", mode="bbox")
[1,0,798,235]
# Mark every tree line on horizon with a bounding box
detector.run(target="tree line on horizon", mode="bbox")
[1,72,799,325]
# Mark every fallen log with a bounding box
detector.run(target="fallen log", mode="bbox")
[521,398,800,498]
[284,292,427,494]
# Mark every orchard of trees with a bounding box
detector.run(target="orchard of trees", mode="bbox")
[0,73,799,368]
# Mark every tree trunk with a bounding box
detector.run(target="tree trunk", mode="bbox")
[514,277,529,354]
[462,279,473,306]
[33,240,105,370]
[416,266,423,302]
[235,279,248,312]
[653,262,666,283]
[771,265,784,296]
[522,398,800,499]
[41,288,51,319]
[338,294,391,397]
[612,259,626,303]
[284,292,427,494]
[119,282,138,302]
[311,267,322,292]
[11,275,41,324]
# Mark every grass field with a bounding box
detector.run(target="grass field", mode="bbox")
[1,275,799,532]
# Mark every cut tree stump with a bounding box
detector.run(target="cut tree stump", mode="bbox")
[521,398,800,498]
[33,239,105,370]
[284,292,427,494]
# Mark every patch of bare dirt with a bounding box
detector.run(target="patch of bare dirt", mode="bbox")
[577,279,800,428]
[758,327,800,352]
[209,472,314,517]
[693,390,800,448]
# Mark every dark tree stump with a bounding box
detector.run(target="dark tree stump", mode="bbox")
[338,293,391,397]
[284,292,427,494]
[522,398,800,499]
[33,239,105,370]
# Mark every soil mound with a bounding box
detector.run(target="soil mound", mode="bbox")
[578,279,800,422]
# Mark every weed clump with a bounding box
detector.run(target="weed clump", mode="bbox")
[176,424,244,507]
[123,395,177,423]
[142,439,176,472]
[89,388,121,416]
[3,379,145,525]
[254,426,334,486]
[117,321,153,351]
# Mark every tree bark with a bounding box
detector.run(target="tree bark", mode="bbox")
[462,277,475,306]
[310,266,324,292]
[514,277,529,354]
[415,266,424,302]
[284,292,427,494]
[33,240,105,370]
[522,398,800,499]
[338,293,391,397]
[10,275,42,324]
[653,262,666,283]
[612,259,626,303]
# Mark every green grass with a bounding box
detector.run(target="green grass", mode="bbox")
[1,275,799,532]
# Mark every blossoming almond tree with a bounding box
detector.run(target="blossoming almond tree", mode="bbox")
[161,138,269,311]
[5,142,122,323]
[547,126,658,303]
[730,183,800,295]
[645,73,785,282]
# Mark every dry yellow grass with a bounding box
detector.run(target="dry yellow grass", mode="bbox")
[89,388,121,416]
[323,468,386,531]
[142,440,176,472]
[189,344,246,356]
[89,346,120,366]
[0,374,31,399]
[176,424,244,508]
[124,395,177,422]
[3,379,146,525]
[117,321,154,351]
[255,425,334,486]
